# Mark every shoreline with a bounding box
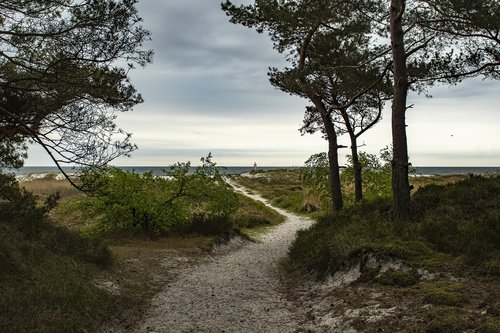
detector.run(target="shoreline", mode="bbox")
[13,168,500,183]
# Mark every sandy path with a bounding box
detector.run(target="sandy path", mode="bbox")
[129,179,313,333]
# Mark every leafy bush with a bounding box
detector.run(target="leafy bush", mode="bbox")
[302,152,331,210]
[303,147,397,209]
[342,148,394,203]
[80,154,239,237]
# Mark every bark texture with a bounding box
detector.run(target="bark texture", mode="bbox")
[318,107,343,210]
[350,140,363,202]
[390,0,411,221]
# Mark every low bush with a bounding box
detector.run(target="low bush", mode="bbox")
[289,200,393,276]
[412,175,500,267]
[78,154,239,238]
[289,175,500,276]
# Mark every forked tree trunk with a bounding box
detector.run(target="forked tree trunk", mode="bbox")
[390,0,411,221]
[339,107,363,203]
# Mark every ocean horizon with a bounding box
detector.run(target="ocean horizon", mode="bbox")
[5,165,500,176]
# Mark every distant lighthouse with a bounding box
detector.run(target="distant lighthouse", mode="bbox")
[253,162,257,171]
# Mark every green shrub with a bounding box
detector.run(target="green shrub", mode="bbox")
[342,149,394,204]
[289,175,500,276]
[288,200,393,276]
[79,154,239,237]
[0,173,112,266]
[413,175,500,266]
[303,148,396,209]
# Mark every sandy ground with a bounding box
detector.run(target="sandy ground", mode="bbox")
[112,179,313,333]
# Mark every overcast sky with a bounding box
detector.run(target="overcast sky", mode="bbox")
[25,0,500,167]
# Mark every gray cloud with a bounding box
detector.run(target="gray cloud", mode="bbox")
[137,0,281,71]
[24,1,500,167]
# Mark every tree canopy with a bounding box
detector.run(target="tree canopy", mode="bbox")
[223,0,499,219]
[0,0,152,175]
[223,0,390,210]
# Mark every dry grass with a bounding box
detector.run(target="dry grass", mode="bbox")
[409,174,469,191]
[20,176,82,200]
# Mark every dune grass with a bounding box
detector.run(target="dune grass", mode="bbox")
[234,193,285,228]
[0,225,115,332]
[231,170,322,216]
[20,176,82,200]
[289,175,500,275]
[286,175,500,333]
[0,173,114,332]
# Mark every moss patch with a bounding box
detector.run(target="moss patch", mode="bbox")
[425,314,469,333]
[479,318,500,333]
[378,269,421,287]
[418,281,467,306]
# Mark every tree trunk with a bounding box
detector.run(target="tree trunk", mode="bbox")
[390,0,411,221]
[339,108,363,202]
[319,109,343,211]
[350,136,363,202]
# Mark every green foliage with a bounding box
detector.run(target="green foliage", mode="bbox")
[303,147,395,208]
[342,148,393,203]
[0,0,152,169]
[0,137,27,169]
[289,200,393,276]
[412,175,500,268]
[80,154,239,237]
[289,175,500,276]
[234,194,285,229]
[302,152,331,210]
[0,172,114,332]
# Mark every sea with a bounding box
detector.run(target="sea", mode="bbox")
[5,166,291,176]
[5,166,500,176]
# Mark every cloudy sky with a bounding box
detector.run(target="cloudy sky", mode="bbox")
[26,0,500,167]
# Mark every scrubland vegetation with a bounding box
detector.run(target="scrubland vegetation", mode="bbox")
[0,159,284,332]
[3,150,499,332]
[0,173,114,332]
[237,164,500,332]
